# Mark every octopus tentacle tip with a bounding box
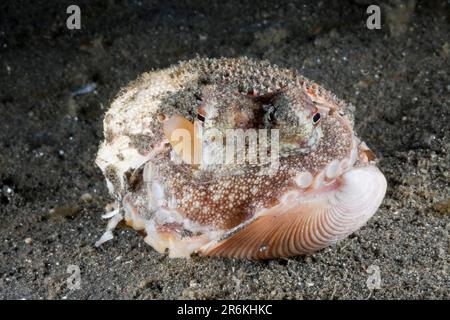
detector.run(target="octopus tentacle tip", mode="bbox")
[96,57,387,260]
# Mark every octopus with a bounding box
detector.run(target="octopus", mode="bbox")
[95,57,387,259]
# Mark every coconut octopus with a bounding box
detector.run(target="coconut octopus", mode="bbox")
[95,57,387,259]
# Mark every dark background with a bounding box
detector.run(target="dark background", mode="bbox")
[0,0,448,299]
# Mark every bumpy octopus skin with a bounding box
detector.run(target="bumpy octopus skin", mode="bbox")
[95,57,387,259]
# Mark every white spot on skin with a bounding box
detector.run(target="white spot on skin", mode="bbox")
[326,160,341,179]
[152,182,165,200]
[294,171,313,188]
[340,158,350,172]
[312,171,325,189]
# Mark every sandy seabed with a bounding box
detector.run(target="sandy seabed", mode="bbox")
[0,0,448,299]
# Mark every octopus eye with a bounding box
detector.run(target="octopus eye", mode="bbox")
[197,113,205,122]
[197,105,206,122]
[312,112,321,125]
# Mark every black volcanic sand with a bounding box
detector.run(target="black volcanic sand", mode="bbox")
[0,0,448,299]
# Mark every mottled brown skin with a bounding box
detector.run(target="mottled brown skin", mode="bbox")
[255,87,319,144]
[130,114,352,230]
[124,59,352,229]
[146,79,351,231]
[198,84,321,148]
[199,85,261,130]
